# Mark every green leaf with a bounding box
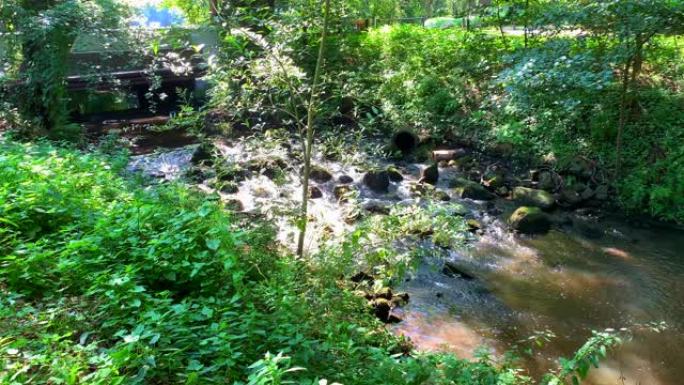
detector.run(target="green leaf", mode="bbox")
[206,238,220,251]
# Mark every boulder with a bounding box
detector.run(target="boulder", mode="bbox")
[390,292,410,307]
[386,167,404,182]
[512,187,555,210]
[338,174,354,184]
[419,164,439,185]
[434,190,451,202]
[567,157,593,180]
[466,218,483,232]
[509,206,551,234]
[558,188,582,207]
[309,186,323,199]
[538,171,556,191]
[363,171,390,193]
[309,165,333,183]
[451,178,495,201]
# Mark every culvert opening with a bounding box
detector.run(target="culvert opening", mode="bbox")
[392,131,418,154]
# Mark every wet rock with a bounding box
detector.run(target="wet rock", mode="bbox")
[223,198,244,212]
[338,174,354,184]
[434,190,451,202]
[438,160,449,168]
[482,173,504,189]
[386,167,404,182]
[334,184,355,201]
[363,170,390,193]
[309,165,333,183]
[467,218,483,232]
[252,186,271,198]
[419,164,439,185]
[512,187,555,211]
[509,206,551,234]
[370,298,392,321]
[442,262,475,280]
[390,292,410,307]
[249,157,287,180]
[432,149,467,162]
[495,186,510,197]
[350,271,374,283]
[216,162,247,182]
[191,142,215,165]
[363,200,391,215]
[558,188,583,207]
[186,166,212,183]
[567,157,594,180]
[309,186,323,199]
[219,181,239,194]
[375,287,393,300]
[451,178,495,201]
[538,171,556,191]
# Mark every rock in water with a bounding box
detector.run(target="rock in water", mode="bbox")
[309,186,323,199]
[338,174,354,184]
[386,167,404,182]
[451,178,495,201]
[308,165,333,183]
[363,171,390,193]
[512,187,555,210]
[509,206,551,234]
[419,164,439,185]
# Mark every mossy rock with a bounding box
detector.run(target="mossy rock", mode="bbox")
[386,166,404,182]
[512,186,555,210]
[509,206,551,234]
[451,178,495,201]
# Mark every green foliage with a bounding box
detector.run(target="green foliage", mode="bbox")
[1,0,128,138]
[543,330,622,385]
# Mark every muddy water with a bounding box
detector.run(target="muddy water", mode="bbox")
[128,141,684,385]
[394,211,684,385]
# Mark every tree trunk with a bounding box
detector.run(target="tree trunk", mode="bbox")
[496,1,507,48]
[297,0,331,257]
[524,0,529,49]
[616,58,632,177]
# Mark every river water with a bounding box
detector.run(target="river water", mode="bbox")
[393,205,684,385]
[128,140,684,385]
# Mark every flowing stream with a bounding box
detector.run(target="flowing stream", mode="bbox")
[128,138,684,385]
